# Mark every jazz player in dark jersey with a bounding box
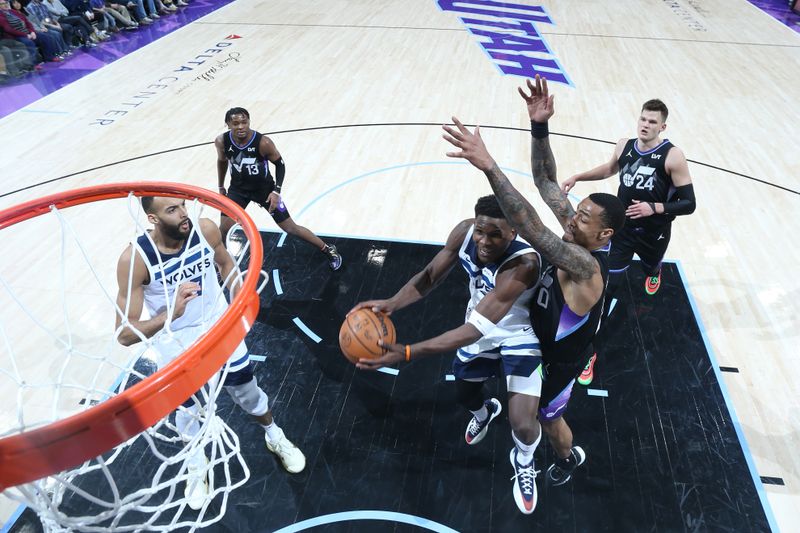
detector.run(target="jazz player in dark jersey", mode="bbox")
[560,98,695,385]
[562,98,695,295]
[443,75,625,491]
[215,107,342,270]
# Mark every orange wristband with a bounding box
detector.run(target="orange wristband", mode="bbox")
[405,345,411,361]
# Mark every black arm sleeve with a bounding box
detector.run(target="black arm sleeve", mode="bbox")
[662,183,696,216]
[272,158,285,193]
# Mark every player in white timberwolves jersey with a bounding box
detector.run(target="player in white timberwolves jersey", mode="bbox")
[114,196,305,509]
[443,76,626,515]
[353,195,544,515]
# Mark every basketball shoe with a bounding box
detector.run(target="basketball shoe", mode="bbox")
[509,447,539,514]
[577,354,596,386]
[184,452,209,511]
[546,446,586,486]
[465,398,502,445]
[324,244,343,271]
[266,428,306,473]
[645,268,662,295]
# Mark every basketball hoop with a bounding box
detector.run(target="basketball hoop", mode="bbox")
[0,182,265,531]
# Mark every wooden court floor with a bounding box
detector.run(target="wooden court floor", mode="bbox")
[1,0,798,531]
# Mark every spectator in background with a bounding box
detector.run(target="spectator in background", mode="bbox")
[20,0,70,60]
[25,0,76,50]
[88,0,117,33]
[104,1,137,30]
[123,0,153,25]
[0,36,33,78]
[0,0,42,65]
[42,0,95,47]
[61,0,109,42]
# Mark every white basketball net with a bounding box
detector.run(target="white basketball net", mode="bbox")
[0,193,261,532]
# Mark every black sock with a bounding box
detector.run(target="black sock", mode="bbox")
[557,454,576,468]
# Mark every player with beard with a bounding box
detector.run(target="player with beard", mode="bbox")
[114,196,305,510]
[442,75,624,491]
[215,107,342,270]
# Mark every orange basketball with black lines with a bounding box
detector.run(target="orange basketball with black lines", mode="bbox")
[339,309,396,364]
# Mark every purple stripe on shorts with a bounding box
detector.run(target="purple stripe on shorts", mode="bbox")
[538,378,575,420]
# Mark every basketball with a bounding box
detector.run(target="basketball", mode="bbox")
[339,309,397,364]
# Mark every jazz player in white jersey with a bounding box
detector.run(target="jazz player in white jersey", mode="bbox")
[353,195,545,515]
[113,196,305,509]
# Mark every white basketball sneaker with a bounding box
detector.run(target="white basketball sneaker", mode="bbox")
[265,428,306,473]
[184,453,210,511]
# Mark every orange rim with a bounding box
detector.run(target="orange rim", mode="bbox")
[0,182,263,490]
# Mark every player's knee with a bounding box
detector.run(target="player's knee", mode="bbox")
[509,410,540,441]
[225,378,269,417]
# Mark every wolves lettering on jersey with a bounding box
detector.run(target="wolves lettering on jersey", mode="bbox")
[617,138,677,228]
[530,243,610,363]
[458,225,539,332]
[157,252,213,286]
[134,230,228,330]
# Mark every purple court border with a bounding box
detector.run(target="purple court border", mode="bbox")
[747,0,800,33]
[0,0,235,119]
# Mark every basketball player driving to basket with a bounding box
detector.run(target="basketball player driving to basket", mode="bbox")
[351,195,546,515]
[113,196,306,510]
[442,75,625,496]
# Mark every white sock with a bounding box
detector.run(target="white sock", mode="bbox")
[262,422,282,443]
[470,404,489,423]
[512,427,541,466]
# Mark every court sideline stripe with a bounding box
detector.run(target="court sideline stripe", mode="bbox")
[674,260,779,532]
[0,505,26,533]
[2,123,796,199]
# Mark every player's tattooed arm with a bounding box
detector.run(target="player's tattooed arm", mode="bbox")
[443,117,596,280]
[485,163,597,281]
[531,136,575,229]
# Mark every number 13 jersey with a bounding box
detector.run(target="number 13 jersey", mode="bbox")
[223,131,272,191]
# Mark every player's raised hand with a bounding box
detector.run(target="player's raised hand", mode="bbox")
[348,299,396,316]
[174,282,201,318]
[443,117,495,172]
[518,74,554,123]
[356,341,405,370]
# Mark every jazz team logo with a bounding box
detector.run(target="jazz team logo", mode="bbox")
[437,0,572,85]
